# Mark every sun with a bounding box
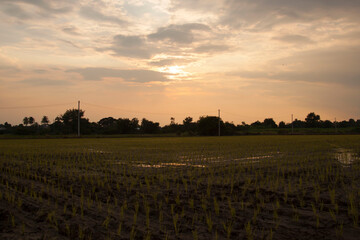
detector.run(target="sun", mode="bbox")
[162,65,183,75]
[158,65,190,80]
[167,65,183,74]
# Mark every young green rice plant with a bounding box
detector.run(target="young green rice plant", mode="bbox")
[283,190,288,203]
[207,178,212,197]
[347,192,359,227]
[182,177,188,193]
[192,228,198,240]
[175,193,180,205]
[328,187,336,205]
[205,212,213,233]
[173,213,179,236]
[133,205,139,226]
[144,202,150,229]
[292,204,299,222]
[311,203,317,216]
[335,221,343,238]
[63,203,67,214]
[267,228,273,240]
[227,197,236,218]
[116,222,122,236]
[10,214,15,228]
[213,197,220,216]
[78,225,85,240]
[201,197,207,212]
[102,215,111,230]
[159,209,163,225]
[65,222,70,237]
[329,208,336,222]
[189,198,194,209]
[21,222,25,235]
[17,197,22,209]
[191,212,198,226]
[245,221,253,240]
[222,220,233,239]
[252,204,260,224]
[72,204,77,217]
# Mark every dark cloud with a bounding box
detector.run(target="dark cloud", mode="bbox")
[103,34,152,59]
[232,46,360,86]
[194,44,231,53]
[148,58,192,67]
[0,3,32,19]
[58,39,80,49]
[1,0,72,14]
[170,0,360,31]
[67,67,168,82]
[100,23,217,60]
[62,26,80,36]
[220,0,360,30]
[79,6,127,25]
[272,34,313,45]
[170,0,223,12]
[148,23,210,44]
[18,78,72,86]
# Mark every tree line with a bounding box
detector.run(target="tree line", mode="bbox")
[0,109,359,136]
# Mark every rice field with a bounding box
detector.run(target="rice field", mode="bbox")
[0,135,359,239]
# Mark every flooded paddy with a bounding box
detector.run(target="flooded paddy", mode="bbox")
[335,148,360,166]
[1,135,360,239]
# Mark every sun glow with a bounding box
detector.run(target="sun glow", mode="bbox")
[166,65,182,74]
[159,65,190,80]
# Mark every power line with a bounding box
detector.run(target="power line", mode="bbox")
[0,102,77,110]
[82,101,214,116]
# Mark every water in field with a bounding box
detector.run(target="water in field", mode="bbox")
[133,152,281,168]
[335,148,360,166]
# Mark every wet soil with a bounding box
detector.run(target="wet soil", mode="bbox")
[0,151,359,240]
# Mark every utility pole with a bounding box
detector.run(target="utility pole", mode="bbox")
[78,100,80,137]
[335,117,337,133]
[218,109,221,136]
[291,114,293,134]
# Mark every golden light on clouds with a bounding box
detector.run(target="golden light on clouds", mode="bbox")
[0,0,360,125]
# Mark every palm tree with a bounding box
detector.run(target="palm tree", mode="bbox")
[28,117,35,125]
[41,116,49,125]
[23,117,29,126]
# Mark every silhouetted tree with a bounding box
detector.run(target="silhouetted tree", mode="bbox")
[356,120,360,127]
[348,119,356,127]
[129,118,140,133]
[60,109,86,134]
[293,119,306,128]
[263,118,277,128]
[41,116,49,125]
[118,118,140,134]
[140,118,160,134]
[321,120,333,128]
[28,117,35,125]
[278,121,286,128]
[237,122,250,131]
[251,121,262,128]
[223,121,237,135]
[98,117,117,134]
[23,117,29,126]
[197,116,224,136]
[183,116,196,134]
[305,112,320,128]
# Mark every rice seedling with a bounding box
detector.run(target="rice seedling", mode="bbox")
[0,135,359,239]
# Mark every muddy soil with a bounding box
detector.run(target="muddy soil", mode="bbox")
[1,150,359,239]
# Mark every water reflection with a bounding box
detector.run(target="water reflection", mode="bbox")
[136,163,206,168]
[335,148,359,166]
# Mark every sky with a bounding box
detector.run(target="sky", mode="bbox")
[1,0,360,126]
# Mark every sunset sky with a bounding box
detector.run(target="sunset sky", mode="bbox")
[1,0,360,126]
